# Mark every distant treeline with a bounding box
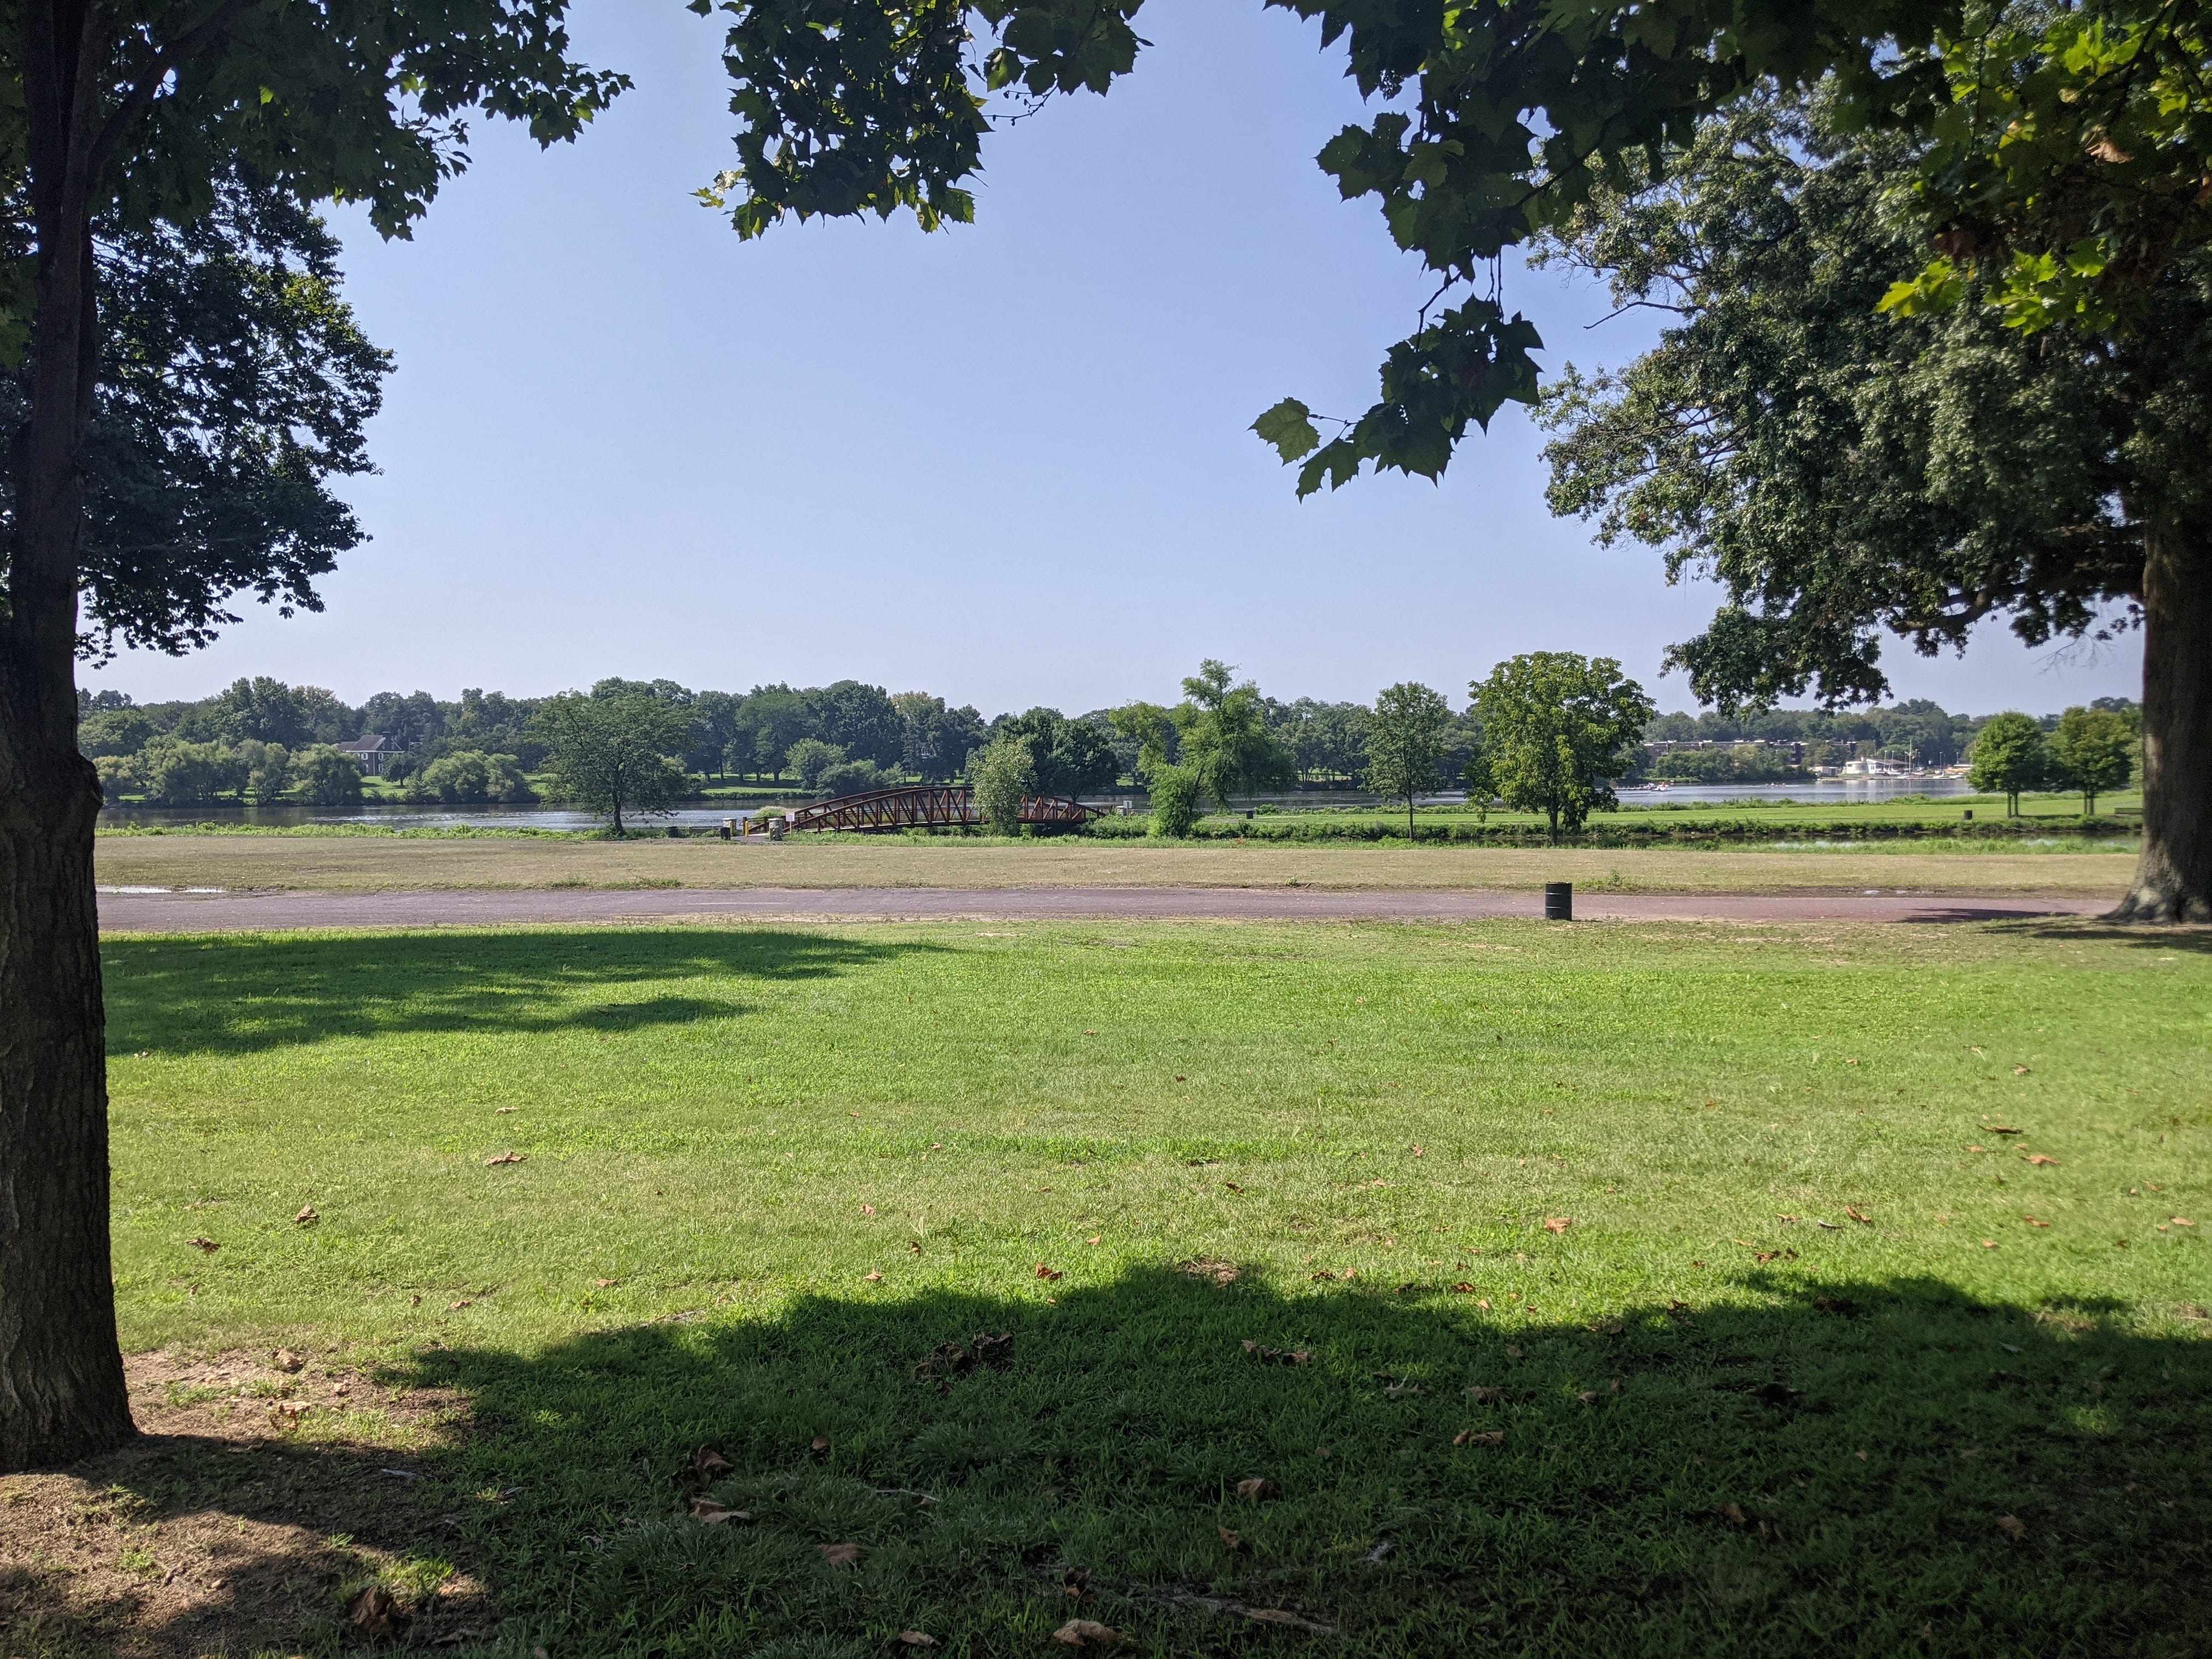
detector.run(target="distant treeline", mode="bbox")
[78,674,2142,807]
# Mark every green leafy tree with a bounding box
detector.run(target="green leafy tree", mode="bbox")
[1364,681,1452,838]
[135,738,247,807]
[1461,742,1496,822]
[816,758,888,797]
[1526,83,2208,916]
[537,694,691,837]
[1172,661,1295,810]
[1144,765,1202,839]
[2049,706,2137,816]
[237,741,293,804]
[995,707,1120,798]
[733,686,812,782]
[293,747,364,808]
[76,707,151,758]
[1968,714,2050,817]
[1473,653,1655,842]
[969,737,1035,836]
[93,755,137,805]
[785,738,849,796]
[408,750,537,805]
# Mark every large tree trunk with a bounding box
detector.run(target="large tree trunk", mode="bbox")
[1,0,137,1471]
[2111,520,2212,923]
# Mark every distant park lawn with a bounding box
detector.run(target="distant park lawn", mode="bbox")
[72,919,2211,1656]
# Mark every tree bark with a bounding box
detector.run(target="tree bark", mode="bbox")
[1,0,138,1470]
[2111,520,2212,923]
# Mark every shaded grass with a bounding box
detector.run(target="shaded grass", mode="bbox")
[94,919,2212,1656]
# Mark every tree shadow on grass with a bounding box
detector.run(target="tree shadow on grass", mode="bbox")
[100,928,949,1057]
[1987,919,2212,954]
[37,1270,2212,1657]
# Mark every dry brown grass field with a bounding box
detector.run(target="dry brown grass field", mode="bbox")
[94,832,2136,897]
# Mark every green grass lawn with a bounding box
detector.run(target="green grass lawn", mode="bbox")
[97,919,2210,1657]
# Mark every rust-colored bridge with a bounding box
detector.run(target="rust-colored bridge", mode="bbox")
[783,785,1106,833]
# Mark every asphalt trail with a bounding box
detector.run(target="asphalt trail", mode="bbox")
[96,885,2112,932]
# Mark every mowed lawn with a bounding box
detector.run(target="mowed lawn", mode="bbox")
[89,919,2212,1657]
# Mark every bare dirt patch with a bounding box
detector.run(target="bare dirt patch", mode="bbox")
[0,1350,487,1658]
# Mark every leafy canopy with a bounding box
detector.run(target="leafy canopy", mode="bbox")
[1532,88,2196,713]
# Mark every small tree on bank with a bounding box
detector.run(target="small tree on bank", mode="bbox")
[970,737,1035,837]
[1967,714,2048,818]
[1365,682,1452,839]
[2049,707,2136,817]
[1473,653,1654,842]
[537,693,690,836]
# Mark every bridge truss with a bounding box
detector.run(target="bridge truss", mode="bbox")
[783,785,1106,833]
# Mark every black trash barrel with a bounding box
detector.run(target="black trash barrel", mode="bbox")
[1543,882,1573,921]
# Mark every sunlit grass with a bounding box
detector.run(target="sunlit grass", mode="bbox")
[101,919,2211,1656]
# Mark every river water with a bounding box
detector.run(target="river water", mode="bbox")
[97,775,1978,833]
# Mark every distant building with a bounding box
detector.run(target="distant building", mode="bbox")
[332,736,396,775]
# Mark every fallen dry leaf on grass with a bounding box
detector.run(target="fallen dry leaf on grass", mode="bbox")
[449,1299,471,1311]
[1844,1205,1873,1224]
[1241,1342,1311,1365]
[1577,1390,1599,1404]
[1505,1344,1523,1359]
[679,1446,733,1485]
[972,1330,1014,1368]
[1989,1125,2021,1135]
[895,1634,938,1649]
[2025,1154,2058,1167]
[271,1347,306,1373]
[1035,1263,1063,1281]
[187,1237,218,1252]
[817,1542,861,1566]
[2013,1065,2030,1076]
[1543,1217,1572,1234]
[687,1498,752,1523]
[1466,1385,1504,1403]
[1454,1429,1505,1446]
[1997,1515,2026,1538]
[2024,1216,2050,1229]
[1236,1477,1280,1500]
[294,1205,319,1226]
[1966,1146,1987,1153]
[497,1106,517,1114]
[860,1204,876,1217]
[484,1153,526,1166]
[1087,1235,1102,1245]
[864,1269,883,1282]
[810,1435,830,1453]
[1717,1503,1748,1526]
[1451,1282,1477,1294]
[593,1277,617,1288]
[348,1584,409,1641]
[1588,1318,1624,1336]
[1218,1526,1243,1551]
[1053,1620,1121,1648]
[909,1239,923,1255]
[1983,1240,2000,1249]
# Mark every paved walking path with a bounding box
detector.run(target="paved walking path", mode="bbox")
[97,885,2113,932]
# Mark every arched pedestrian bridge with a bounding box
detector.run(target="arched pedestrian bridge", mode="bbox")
[783,785,1107,833]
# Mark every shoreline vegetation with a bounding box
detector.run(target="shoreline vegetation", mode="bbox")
[95,794,2143,850]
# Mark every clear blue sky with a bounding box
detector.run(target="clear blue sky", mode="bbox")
[84,1,2142,719]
